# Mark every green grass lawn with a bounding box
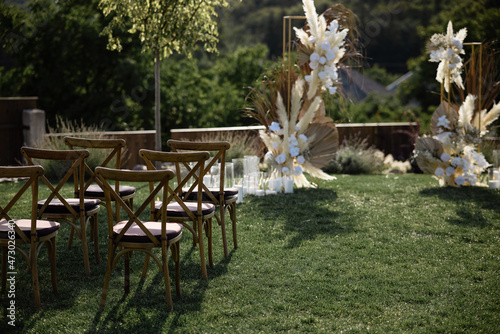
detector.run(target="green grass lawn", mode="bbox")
[1,173,499,333]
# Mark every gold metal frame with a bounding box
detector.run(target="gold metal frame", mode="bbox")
[282,16,306,116]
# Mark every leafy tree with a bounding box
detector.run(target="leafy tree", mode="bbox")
[160,44,272,134]
[99,0,231,151]
[398,0,500,118]
[0,0,152,129]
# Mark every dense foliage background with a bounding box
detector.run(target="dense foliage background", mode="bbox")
[1,0,499,145]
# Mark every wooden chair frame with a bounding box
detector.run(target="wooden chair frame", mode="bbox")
[64,136,135,220]
[96,167,182,311]
[167,140,238,258]
[21,147,100,275]
[0,166,59,308]
[140,149,215,279]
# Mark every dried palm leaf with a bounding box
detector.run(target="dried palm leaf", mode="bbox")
[431,101,458,135]
[414,137,445,174]
[415,137,444,158]
[304,123,339,169]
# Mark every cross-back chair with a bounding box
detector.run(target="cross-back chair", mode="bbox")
[0,166,60,308]
[21,147,101,275]
[95,167,182,311]
[139,149,215,279]
[64,136,136,220]
[167,140,239,258]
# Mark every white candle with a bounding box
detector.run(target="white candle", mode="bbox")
[265,190,277,195]
[248,186,257,195]
[284,178,293,193]
[235,184,243,203]
[489,180,500,190]
[203,174,211,187]
[256,189,265,196]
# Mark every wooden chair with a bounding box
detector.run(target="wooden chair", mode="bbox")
[0,166,60,308]
[21,147,101,275]
[64,136,136,220]
[167,140,239,258]
[95,167,182,311]
[139,149,215,279]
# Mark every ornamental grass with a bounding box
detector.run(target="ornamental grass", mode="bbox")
[0,173,499,333]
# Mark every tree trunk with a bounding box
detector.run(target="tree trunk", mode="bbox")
[155,49,161,152]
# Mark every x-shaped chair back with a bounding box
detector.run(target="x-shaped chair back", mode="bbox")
[97,167,172,246]
[0,165,59,308]
[167,140,229,205]
[139,149,215,279]
[140,150,210,222]
[21,147,100,275]
[64,136,135,218]
[167,140,238,258]
[95,167,182,311]
[64,136,125,192]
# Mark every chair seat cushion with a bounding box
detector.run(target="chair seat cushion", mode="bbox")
[38,198,101,214]
[183,187,239,202]
[0,219,60,239]
[154,201,215,217]
[113,221,182,243]
[82,184,136,198]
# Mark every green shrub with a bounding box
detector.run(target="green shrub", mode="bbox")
[322,134,385,174]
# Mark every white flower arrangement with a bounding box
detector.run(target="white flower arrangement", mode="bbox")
[260,78,336,188]
[427,21,467,93]
[294,0,348,99]
[414,95,500,187]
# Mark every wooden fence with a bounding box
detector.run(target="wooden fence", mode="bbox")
[45,131,156,169]
[171,123,420,161]
[0,97,38,165]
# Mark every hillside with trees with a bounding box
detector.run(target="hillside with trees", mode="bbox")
[1,0,499,144]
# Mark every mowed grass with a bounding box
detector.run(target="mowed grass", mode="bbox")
[1,173,499,333]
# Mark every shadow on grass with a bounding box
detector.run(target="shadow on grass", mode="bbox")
[248,187,354,248]
[86,245,234,333]
[420,186,500,227]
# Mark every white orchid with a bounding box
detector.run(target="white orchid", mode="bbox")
[269,121,281,133]
[294,0,348,99]
[427,21,467,93]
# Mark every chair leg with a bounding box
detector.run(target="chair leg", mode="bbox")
[205,218,214,268]
[1,246,6,292]
[30,241,41,308]
[161,242,173,311]
[48,238,58,293]
[230,202,238,249]
[219,205,228,257]
[67,227,75,250]
[92,214,100,264]
[81,216,90,275]
[192,221,198,246]
[198,218,208,280]
[172,241,181,296]
[124,252,130,294]
[100,243,114,309]
[141,254,150,279]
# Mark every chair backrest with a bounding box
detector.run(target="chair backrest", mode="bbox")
[64,136,126,192]
[95,167,174,246]
[167,140,230,205]
[21,147,89,218]
[0,165,44,243]
[139,149,210,221]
